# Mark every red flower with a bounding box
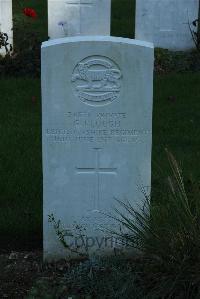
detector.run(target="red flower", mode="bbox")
[23,8,37,18]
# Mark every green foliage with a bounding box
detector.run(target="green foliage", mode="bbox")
[189,18,200,53]
[111,0,135,38]
[26,278,69,299]
[0,78,42,251]
[0,32,12,54]
[112,150,200,298]
[155,48,200,73]
[48,214,89,258]
[0,42,41,77]
[27,257,149,299]
[0,17,42,77]
[0,0,47,77]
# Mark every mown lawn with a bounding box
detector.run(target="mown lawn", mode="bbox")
[153,73,200,180]
[0,79,42,250]
[0,0,199,250]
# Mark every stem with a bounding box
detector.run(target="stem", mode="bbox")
[198,0,200,47]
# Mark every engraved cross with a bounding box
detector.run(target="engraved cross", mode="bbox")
[65,0,94,7]
[65,0,94,35]
[76,148,117,211]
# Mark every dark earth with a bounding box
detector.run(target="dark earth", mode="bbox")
[0,249,90,299]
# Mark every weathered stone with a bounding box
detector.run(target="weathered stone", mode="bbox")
[42,36,154,260]
[48,0,111,39]
[135,0,199,50]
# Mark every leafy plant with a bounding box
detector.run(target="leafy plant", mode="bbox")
[111,149,200,298]
[0,4,42,77]
[189,18,200,53]
[48,214,89,258]
[27,257,149,299]
[0,31,12,55]
[154,48,200,73]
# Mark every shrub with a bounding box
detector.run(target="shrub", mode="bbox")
[0,32,41,77]
[0,32,12,54]
[27,257,148,299]
[0,5,42,77]
[189,18,200,53]
[155,48,200,74]
[113,149,200,298]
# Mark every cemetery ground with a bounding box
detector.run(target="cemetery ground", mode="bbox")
[0,0,200,298]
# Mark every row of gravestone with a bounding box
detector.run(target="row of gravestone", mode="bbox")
[0,0,199,56]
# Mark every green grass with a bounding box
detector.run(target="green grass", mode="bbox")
[153,73,200,181]
[109,150,200,298]
[111,0,135,38]
[0,79,42,249]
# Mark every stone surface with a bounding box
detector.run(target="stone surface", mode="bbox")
[135,0,199,50]
[0,0,13,55]
[48,0,111,39]
[42,36,154,260]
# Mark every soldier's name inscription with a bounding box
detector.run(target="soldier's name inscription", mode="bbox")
[46,111,151,144]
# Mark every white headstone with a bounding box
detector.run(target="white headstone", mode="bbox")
[0,0,13,55]
[135,0,199,50]
[48,0,111,39]
[42,36,154,260]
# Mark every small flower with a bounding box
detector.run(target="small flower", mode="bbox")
[58,21,67,26]
[58,21,68,35]
[23,8,37,18]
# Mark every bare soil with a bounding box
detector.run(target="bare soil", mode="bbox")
[0,250,74,299]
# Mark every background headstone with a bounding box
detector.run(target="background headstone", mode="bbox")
[0,0,13,55]
[135,0,199,50]
[42,36,154,260]
[48,0,111,39]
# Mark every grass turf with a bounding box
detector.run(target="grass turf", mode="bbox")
[153,73,200,175]
[0,79,42,250]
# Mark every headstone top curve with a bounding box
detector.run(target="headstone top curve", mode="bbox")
[42,36,154,49]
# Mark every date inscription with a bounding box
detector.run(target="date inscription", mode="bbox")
[46,111,151,144]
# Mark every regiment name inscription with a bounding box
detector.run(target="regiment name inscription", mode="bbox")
[46,111,151,144]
